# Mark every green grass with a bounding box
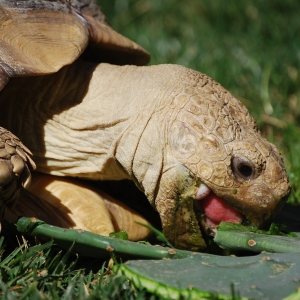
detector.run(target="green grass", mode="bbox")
[0,227,228,299]
[1,1,300,298]
[100,0,300,204]
[0,232,156,299]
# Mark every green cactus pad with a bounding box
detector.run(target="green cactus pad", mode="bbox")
[214,222,300,253]
[16,217,190,259]
[118,252,300,299]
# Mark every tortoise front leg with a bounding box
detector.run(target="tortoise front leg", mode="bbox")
[0,127,35,218]
[5,173,152,241]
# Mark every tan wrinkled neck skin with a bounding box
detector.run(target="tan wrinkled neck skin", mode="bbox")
[0,61,179,202]
[0,61,290,250]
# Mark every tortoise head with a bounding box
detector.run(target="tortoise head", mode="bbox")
[161,67,291,250]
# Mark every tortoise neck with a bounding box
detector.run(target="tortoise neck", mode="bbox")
[0,60,174,186]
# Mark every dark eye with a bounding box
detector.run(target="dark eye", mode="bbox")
[231,156,255,181]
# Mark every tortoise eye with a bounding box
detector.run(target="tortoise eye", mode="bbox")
[231,156,255,181]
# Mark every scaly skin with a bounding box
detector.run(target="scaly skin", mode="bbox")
[0,60,291,250]
[0,127,35,218]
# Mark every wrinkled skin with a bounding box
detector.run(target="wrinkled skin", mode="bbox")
[0,61,291,251]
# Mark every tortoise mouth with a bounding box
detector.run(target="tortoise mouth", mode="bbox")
[193,183,244,236]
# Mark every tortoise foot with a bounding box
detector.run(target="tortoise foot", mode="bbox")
[0,127,36,216]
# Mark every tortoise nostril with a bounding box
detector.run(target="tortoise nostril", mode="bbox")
[232,156,255,181]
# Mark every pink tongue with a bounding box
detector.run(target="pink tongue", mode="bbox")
[202,192,242,227]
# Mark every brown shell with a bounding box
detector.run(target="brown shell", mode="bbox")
[0,0,150,91]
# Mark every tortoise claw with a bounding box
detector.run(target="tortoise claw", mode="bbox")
[0,127,35,217]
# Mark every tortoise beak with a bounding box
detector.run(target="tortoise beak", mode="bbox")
[198,181,291,234]
[227,183,291,229]
[192,180,291,239]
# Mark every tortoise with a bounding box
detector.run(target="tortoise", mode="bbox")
[0,0,291,251]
